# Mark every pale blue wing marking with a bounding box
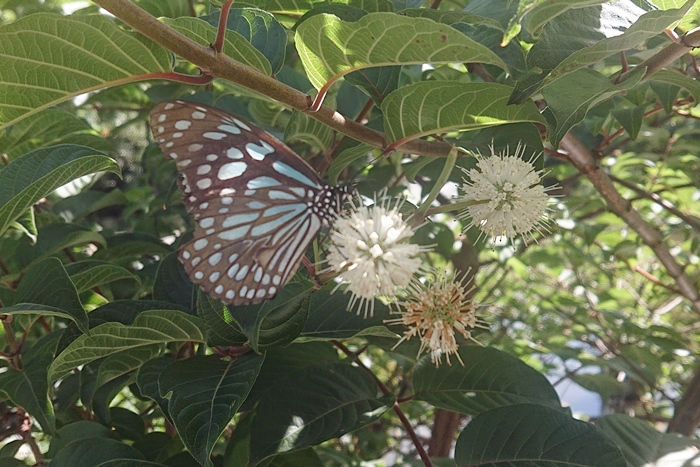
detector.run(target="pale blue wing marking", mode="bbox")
[272,161,320,188]
[247,176,282,189]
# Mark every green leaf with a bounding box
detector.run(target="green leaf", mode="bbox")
[204,8,287,75]
[159,354,264,467]
[96,345,163,388]
[0,13,171,129]
[344,65,402,105]
[228,282,313,352]
[249,362,394,463]
[611,104,646,140]
[381,81,545,145]
[0,332,59,434]
[295,12,508,90]
[162,17,272,75]
[301,288,394,340]
[522,0,609,37]
[284,110,333,151]
[133,0,190,18]
[540,1,694,90]
[596,414,700,466]
[650,69,700,103]
[65,261,140,293]
[135,357,173,419]
[52,189,128,222]
[15,223,107,269]
[399,8,502,29]
[48,310,205,382]
[327,142,376,185]
[230,0,393,15]
[0,144,120,236]
[0,108,111,160]
[46,421,117,458]
[454,404,626,466]
[2,257,89,333]
[413,346,561,415]
[153,253,196,311]
[510,2,651,104]
[51,438,144,466]
[544,67,646,145]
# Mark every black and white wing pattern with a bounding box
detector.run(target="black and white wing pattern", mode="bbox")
[150,100,351,306]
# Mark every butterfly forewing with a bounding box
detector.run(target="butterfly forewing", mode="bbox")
[150,100,349,306]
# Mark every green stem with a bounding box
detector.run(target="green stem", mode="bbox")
[425,199,479,217]
[414,146,458,220]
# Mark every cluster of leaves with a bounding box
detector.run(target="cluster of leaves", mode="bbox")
[1,0,700,466]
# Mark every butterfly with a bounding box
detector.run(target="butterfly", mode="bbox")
[149,100,352,306]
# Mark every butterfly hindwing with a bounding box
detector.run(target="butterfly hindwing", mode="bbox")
[150,100,349,305]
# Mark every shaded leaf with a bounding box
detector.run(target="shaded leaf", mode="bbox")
[413,346,561,415]
[596,414,700,466]
[454,404,626,466]
[249,362,393,463]
[0,333,59,434]
[284,110,334,151]
[159,354,264,467]
[48,310,205,382]
[204,8,287,74]
[0,144,119,236]
[162,17,271,75]
[51,438,144,466]
[0,108,111,160]
[543,67,645,145]
[65,261,140,293]
[3,257,88,333]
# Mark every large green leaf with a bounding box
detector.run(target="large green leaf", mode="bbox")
[0,108,111,160]
[650,69,700,103]
[162,17,272,75]
[204,8,287,75]
[1,257,89,333]
[249,362,394,463]
[64,261,140,293]
[295,12,507,90]
[381,81,545,145]
[543,67,645,146]
[412,346,561,415]
[51,437,144,466]
[301,288,394,340]
[0,332,59,434]
[0,144,120,236]
[48,310,206,382]
[540,1,694,90]
[596,414,700,466]
[399,8,502,29]
[159,354,264,467]
[14,223,107,269]
[510,1,652,104]
[454,404,626,466]
[522,0,609,37]
[201,282,312,352]
[0,13,170,129]
[152,253,196,311]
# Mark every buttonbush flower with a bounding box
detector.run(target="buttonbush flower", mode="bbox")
[386,274,487,367]
[327,197,429,318]
[458,143,554,244]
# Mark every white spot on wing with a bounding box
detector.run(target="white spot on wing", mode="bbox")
[204,132,227,140]
[218,162,247,180]
[175,120,192,130]
[193,239,208,250]
[196,178,212,189]
[246,141,275,161]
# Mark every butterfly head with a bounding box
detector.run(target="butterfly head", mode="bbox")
[315,184,354,226]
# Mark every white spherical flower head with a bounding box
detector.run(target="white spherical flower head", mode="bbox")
[327,198,427,317]
[459,143,554,244]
